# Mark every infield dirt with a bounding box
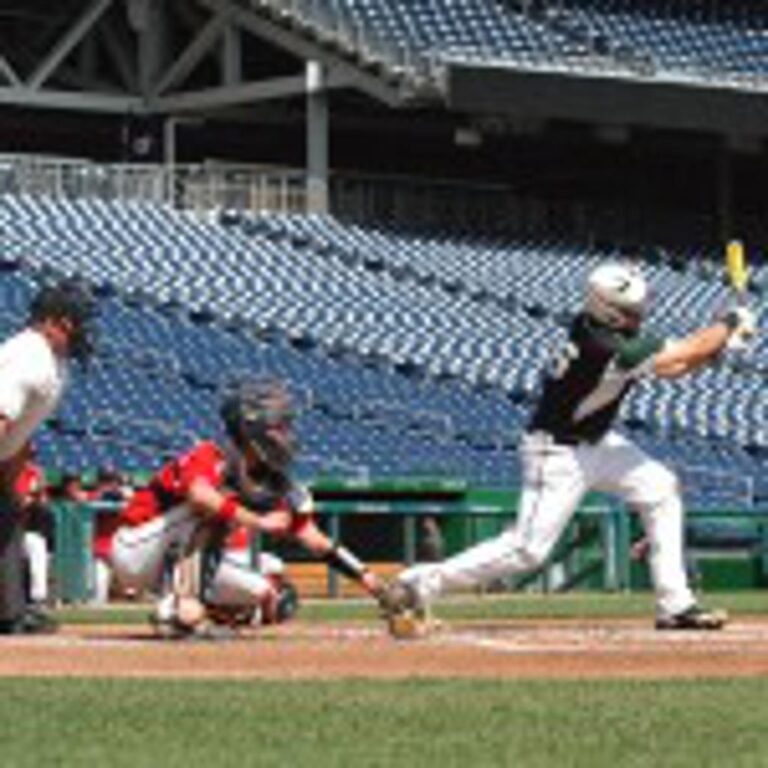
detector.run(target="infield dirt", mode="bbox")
[3,617,768,680]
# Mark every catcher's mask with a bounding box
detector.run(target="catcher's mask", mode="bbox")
[29,278,98,363]
[220,378,298,474]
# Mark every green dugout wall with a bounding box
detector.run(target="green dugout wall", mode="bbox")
[50,480,768,603]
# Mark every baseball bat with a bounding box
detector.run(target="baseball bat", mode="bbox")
[726,239,748,304]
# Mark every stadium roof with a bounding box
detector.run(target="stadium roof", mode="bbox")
[0,0,765,142]
[0,0,434,116]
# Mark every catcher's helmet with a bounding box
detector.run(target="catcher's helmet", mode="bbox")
[28,278,98,362]
[584,263,648,330]
[220,378,298,473]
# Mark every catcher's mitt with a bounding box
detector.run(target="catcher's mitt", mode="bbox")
[379,581,435,640]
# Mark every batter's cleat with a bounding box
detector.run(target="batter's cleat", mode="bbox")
[655,605,728,631]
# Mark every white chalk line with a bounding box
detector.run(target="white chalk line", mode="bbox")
[434,624,768,656]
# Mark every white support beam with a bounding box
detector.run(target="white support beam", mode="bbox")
[0,57,20,87]
[0,86,141,113]
[306,61,329,214]
[195,0,405,107]
[149,74,306,112]
[27,0,114,90]
[152,10,231,96]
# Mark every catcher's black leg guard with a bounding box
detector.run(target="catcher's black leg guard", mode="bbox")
[199,524,227,604]
[275,580,299,623]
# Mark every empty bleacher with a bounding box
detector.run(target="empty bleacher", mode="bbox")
[1,193,765,507]
[308,0,768,85]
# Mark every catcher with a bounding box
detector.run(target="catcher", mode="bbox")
[110,377,383,637]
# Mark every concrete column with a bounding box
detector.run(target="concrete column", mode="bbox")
[222,23,242,85]
[306,60,329,214]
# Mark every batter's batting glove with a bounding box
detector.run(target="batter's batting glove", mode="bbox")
[724,306,757,350]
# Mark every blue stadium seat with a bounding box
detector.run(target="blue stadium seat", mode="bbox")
[2,193,765,503]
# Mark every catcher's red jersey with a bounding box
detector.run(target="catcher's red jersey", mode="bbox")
[120,441,226,527]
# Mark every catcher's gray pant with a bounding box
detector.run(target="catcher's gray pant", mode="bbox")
[400,430,695,619]
[111,505,273,607]
[0,486,25,623]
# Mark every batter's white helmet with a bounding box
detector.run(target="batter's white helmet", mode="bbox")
[584,263,648,329]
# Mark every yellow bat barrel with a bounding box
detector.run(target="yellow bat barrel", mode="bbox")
[726,239,748,292]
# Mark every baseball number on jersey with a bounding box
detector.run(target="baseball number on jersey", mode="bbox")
[550,342,579,379]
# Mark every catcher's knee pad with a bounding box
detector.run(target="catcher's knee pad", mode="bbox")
[260,581,300,625]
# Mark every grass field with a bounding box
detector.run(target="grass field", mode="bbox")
[2,677,768,767]
[4,592,767,768]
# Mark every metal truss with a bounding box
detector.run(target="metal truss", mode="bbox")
[0,0,431,116]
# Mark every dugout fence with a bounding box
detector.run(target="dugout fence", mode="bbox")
[49,486,768,604]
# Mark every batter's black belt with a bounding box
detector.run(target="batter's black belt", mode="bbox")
[526,430,601,447]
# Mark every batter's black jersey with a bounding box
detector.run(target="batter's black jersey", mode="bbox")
[528,313,663,444]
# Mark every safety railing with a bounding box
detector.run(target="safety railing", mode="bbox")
[0,155,309,214]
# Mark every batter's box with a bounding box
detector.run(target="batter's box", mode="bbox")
[433,619,768,655]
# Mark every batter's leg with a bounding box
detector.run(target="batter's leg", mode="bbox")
[593,433,695,619]
[399,439,587,605]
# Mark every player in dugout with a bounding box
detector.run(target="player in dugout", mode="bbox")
[110,377,386,637]
[382,262,757,637]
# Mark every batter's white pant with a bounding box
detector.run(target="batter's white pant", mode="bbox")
[400,431,695,619]
[23,531,49,603]
[110,505,272,608]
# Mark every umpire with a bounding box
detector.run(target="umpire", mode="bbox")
[0,279,96,634]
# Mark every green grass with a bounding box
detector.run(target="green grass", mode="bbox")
[1,678,768,767]
[57,590,768,626]
[11,594,768,766]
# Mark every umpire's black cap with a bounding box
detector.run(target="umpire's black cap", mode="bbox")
[28,278,98,362]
